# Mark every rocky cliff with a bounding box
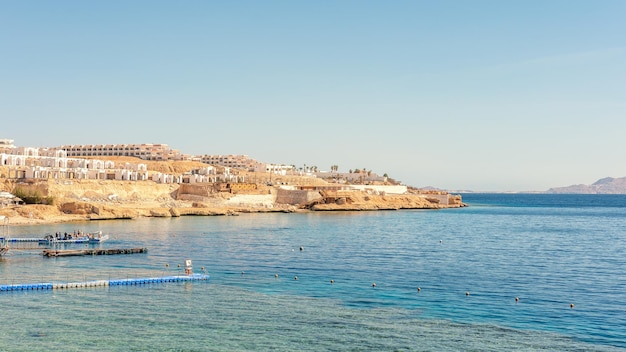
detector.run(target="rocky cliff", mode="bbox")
[1,176,465,226]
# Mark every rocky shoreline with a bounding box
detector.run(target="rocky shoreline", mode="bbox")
[0,179,466,226]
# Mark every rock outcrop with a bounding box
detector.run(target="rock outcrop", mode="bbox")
[0,178,465,226]
[307,192,461,211]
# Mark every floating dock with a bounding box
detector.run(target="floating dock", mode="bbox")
[0,234,109,245]
[0,237,46,243]
[42,247,147,257]
[0,273,209,293]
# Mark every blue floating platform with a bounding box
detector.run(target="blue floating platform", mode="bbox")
[0,274,209,293]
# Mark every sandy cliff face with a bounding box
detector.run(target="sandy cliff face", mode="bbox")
[1,178,180,224]
[47,179,179,203]
[0,177,464,226]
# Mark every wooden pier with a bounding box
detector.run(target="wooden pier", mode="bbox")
[42,247,147,257]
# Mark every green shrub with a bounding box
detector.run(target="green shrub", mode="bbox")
[12,187,54,205]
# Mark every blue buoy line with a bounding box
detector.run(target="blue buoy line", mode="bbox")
[0,237,46,243]
[0,274,209,293]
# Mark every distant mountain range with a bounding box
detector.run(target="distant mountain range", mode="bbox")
[547,177,626,194]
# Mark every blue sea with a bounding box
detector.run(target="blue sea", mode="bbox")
[1,193,625,351]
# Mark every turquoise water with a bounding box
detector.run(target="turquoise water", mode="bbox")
[1,194,625,351]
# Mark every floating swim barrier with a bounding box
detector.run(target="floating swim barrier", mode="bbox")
[2,237,46,243]
[0,274,208,293]
[42,247,147,257]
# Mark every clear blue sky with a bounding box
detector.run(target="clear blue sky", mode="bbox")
[1,1,625,191]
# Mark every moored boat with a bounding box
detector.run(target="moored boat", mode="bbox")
[42,231,110,244]
[89,233,110,243]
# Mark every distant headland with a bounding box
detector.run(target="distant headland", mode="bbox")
[546,177,626,194]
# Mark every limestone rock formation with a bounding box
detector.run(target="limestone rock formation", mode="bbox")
[0,175,464,225]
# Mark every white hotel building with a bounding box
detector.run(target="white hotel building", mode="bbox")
[59,143,183,161]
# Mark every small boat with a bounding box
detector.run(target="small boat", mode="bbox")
[89,232,110,243]
[42,231,110,244]
[42,235,88,244]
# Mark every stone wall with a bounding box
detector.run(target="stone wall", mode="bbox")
[224,194,276,208]
[275,189,322,205]
[348,185,408,195]
[177,184,212,199]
